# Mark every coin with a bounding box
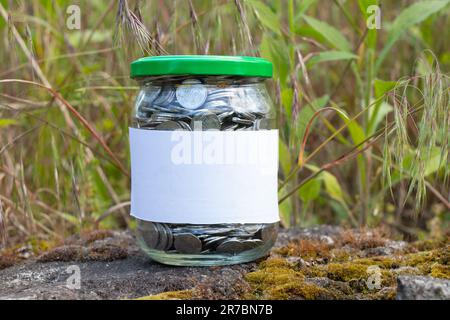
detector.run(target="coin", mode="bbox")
[176,80,208,110]
[222,123,239,131]
[162,223,173,250]
[155,121,184,130]
[203,236,228,250]
[177,120,193,131]
[136,86,161,110]
[137,222,159,249]
[241,239,264,250]
[154,87,175,106]
[154,223,168,250]
[191,112,221,130]
[174,233,202,254]
[202,100,230,110]
[231,117,254,125]
[143,86,162,104]
[216,239,246,254]
[258,224,278,242]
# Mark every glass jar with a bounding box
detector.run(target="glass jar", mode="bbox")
[129,56,279,266]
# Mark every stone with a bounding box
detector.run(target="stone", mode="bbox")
[396,276,450,300]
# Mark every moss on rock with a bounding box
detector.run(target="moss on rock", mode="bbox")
[136,290,194,300]
[244,229,449,300]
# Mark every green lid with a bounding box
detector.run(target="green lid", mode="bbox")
[130,55,272,79]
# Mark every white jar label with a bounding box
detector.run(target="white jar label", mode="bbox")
[129,127,279,224]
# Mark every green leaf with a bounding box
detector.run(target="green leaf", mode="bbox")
[375,0,450,72]
[279,185,293,226]
[368,101,393,136]
[335,107,366,146]
[366,79,396,135]
[279,139,292,175]
[295,25,327,44]
[390,147,444,184]
[302,15,352,51]
[0,0,8,29]
[305,164,347,205]
[260,35,289,85]
[374,79,397,99]
[307,50,358,66]
[322,171,346,204]
[294,0,317,21]
[357,0,380,19]
[0,119,18,128]
[246,0,281,35]
[298,177,321,203]
[281,87,293,118]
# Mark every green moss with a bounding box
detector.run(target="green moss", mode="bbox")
[322,263,369,282]
[245,259,339,300]
[266,281,339,300]
[430,264,450,279]
[399,247,449,276]
[135,290,193,300]
[412,237,449,251]
[245,266,304,289]
[352,256,399,269]
[258,257,292,268]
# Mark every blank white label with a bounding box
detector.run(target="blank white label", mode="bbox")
[129,127,279,224]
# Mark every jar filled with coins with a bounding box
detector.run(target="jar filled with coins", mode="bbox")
[129,56,279,266]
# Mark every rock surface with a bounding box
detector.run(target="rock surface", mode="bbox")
[0,226,448,300]
[0,230,254,300]
[396,276,450,300]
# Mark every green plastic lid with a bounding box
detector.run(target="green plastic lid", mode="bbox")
[130,55,272,79]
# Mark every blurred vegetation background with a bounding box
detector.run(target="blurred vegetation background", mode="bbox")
[0,0,449,249]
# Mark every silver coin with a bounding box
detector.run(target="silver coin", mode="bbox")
[176,80,208,110]
[242,224,264,234]
[241,239,264,250]
[143,86,162,104]
[217,110,234,121]
[202,99,230,110]
[162,223,173,250]
[174,233,202,254]
[236,126,253,131]
[154,87,175,106]
[155,121,184,131]
[232,117,254,125]
[135,86,161,110]
[236,111,257,121]
[222,123,239,131]
[138,123,161,130]
[216,239,246,254]
[203,236,228,250]
[191,112,221,130]
[154,223,168,250]
[177,120,193,131]
[172,226,233,236]
[206,91,236,102]
[138,222,159,249]
[258,224,278,242]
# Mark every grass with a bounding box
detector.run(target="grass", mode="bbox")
[0,0,449,248]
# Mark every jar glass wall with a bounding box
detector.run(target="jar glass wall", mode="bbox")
[131,74,278,266]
